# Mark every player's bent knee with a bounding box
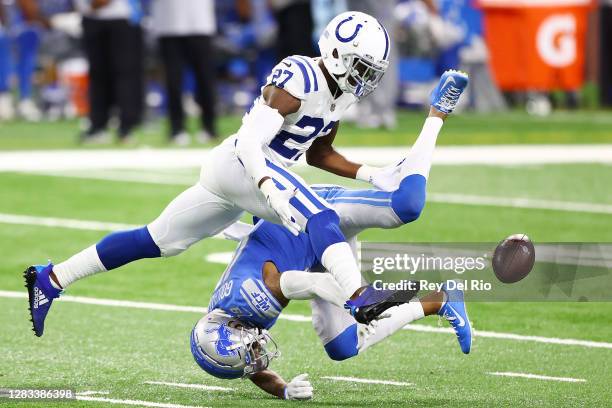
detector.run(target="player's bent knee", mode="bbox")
[305,209,345,259]
[146,224,193,258]
[324,324,358,361]
[391,174,426,224]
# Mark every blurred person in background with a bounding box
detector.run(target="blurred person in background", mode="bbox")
[151,0,217,146]
[0,2,11,120]
[74,0,144,143]
[0,0,48,122]
[269,0,316,59]
[395,0,505,112]
[346,0,398,129]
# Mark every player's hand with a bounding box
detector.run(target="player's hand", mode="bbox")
[357,163,402,192]
[284,373,313,400]
[259,178,301,236]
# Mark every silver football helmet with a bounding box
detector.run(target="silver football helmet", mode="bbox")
[190,309,280,379]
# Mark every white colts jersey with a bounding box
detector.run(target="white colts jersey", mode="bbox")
[253,55,357,167]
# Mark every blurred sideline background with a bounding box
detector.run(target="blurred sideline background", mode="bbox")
[0,0,609,147]
[1,2,611,407]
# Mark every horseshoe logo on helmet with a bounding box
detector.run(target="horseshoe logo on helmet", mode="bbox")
[335,16,363,43]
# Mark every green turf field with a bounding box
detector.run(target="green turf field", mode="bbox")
[1,110,612,149]
[1,113,612,407]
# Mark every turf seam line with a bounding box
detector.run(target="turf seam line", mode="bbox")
[1,290,610,349]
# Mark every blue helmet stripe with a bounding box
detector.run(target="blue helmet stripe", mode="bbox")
[286,57,311,94]
[378,21,390,60]
[296,56,318,91]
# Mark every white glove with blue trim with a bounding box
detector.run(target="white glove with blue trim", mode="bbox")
[260,178,300,236]
[284,373,313,400]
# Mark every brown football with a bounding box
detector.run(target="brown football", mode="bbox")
[492,234,535,283]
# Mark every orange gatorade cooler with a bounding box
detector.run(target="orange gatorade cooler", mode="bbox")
[477,0,595,91]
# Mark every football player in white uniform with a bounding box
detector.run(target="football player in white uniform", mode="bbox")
[26,12,413,336]
[190,78,471,399]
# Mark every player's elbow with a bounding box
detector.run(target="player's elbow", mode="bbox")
[391,174,427,224]
[305,150,319,167]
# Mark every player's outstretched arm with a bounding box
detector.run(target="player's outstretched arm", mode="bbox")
[250,370,313,400]
[305,123,364,179]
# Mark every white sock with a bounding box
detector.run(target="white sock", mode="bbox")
[279,270,346,308]
[52,245,107,288]
[358,299,425,353]
[400,116,443,180]
[320,242,362,299]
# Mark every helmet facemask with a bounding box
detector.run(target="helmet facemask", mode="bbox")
[336,53,388,99]
[230,322,280,377]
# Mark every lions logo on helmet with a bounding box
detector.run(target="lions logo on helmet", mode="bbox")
[318,11,390,98]
[190,310,280,379]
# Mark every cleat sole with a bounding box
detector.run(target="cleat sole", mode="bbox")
[23,266,42,337]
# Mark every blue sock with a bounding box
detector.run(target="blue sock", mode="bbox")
[96,227,161,270]
[0,33,10,93]
[391,174,426,223]
[306,210,346,260]
[16,28,39,99]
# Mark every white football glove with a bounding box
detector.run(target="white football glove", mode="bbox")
[356,163,403,192]
[284,373,313,400]
[259,178,301,236]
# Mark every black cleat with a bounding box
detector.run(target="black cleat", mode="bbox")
[345,283,419,325]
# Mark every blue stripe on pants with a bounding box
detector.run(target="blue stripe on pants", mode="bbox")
[266,160,329,213]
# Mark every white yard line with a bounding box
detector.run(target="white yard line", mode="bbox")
[145,381,233,392]
[486,372,586,383]
[321,376,412,386]
[1,290,611,349]
[401,324,612,349]
[77,391,111,396]
[0,213,139,232]
[75,395,210,408]
[2,145,612,172]
[0,213,227,241]
[428,193,612,215]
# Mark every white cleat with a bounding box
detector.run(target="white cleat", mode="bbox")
[17,99,42,122]
[171,132,191,146]
[0,93,15,120]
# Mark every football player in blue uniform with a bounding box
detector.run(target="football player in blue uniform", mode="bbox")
[191,78,471,399]
[25,9,467,339]
[191,221,470,399]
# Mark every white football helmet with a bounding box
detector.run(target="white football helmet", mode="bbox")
[190,310,280,379]
[318,11,390,99]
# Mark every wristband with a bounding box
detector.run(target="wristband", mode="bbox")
[356,165,377,183]
[259,178,276,196]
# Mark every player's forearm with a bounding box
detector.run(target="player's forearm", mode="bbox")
[279,270,346,307]
[307,149,362,179]
[250,370,287,399]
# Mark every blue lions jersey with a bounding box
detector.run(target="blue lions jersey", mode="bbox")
[208,220,318,329]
